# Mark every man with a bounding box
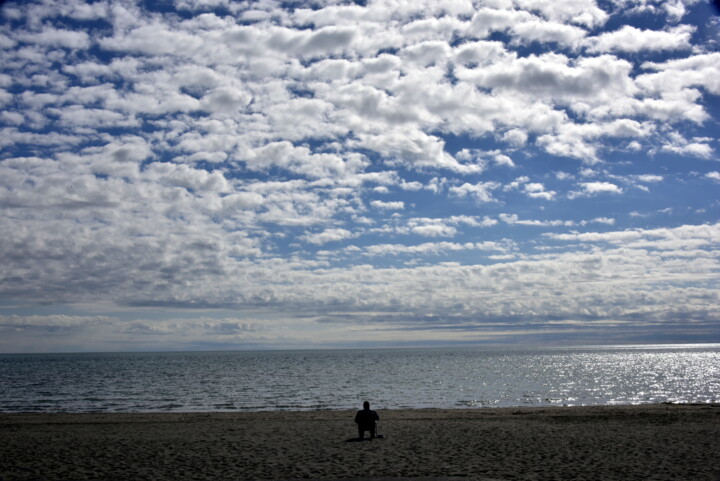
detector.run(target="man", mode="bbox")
[354,401,380,439]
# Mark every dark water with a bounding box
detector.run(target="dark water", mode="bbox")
[0,344,718,412]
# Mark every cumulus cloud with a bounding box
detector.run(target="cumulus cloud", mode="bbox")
[302,228,355,245]
[0,0,718,350]
[585,25,695,53]
[504,176,556,200]
[360,240,509,257]
[661,138,713,158]
[371,200,405,211]
[402,217,458,237]
[569,182,624,198]
[18,27,91,49]
[635,175,664,183]
[638,53,720,95]
[500,213,572,226]
[449,182,501,202]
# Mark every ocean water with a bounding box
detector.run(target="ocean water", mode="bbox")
[0,345,718,413]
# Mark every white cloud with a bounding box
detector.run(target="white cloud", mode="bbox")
[464,53,637,102]
[18,27,91,49]
[515,0,609,27]
[589,217,616,225]
[62,0,109,20]
[662,140,713,158]
[222,192,265,211]
[453,40,507,67]
[503,176,556,200]
[302,228,354,245]
[569,182,624,198]
[502,128,528,146]
[400,40,451,67]
[448,215,498,228]
[374,215,498,239]
[360,240,508,257]
[411,223,457,238]
[635,174,664,183]
[638,53,720,96]
[500,213,572,226]
[545,222,719,247]
[144,163,230,193]
[510,17,588,47]
[494,153,516,168]
[466,7,587,47]
[371,200,405,211]
[449,182,501,202]
[585,25,694,53]
[294,26,357,58]
[524,182,557,200]
[580,181,623,194]
[351,130,490,173]
[537,119,653,163]
[99,22,205,56]
[0,0,718,350]
[200,87,252,115]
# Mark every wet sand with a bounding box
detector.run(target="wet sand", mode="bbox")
[1,404,718,480]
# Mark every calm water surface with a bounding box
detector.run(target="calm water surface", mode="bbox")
[0,344,718,412]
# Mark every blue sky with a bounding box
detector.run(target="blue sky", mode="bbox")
[0,0,719,352]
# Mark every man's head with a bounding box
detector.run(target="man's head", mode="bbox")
[363,401,370,409]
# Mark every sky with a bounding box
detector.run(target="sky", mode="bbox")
[0,0,719,353]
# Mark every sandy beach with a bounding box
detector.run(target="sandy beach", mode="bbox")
[1,404,718,480]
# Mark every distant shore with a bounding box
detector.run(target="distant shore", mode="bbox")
[1,404,719,480]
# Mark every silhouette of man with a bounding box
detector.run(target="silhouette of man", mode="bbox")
[354,401,379,439]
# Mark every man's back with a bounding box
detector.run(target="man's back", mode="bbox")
[355,407,379,427]
[354,404,380,440]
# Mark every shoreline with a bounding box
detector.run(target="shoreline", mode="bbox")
[2,399,716,415]
[2,404,719,480]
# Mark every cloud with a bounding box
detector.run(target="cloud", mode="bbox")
[545,222,719,249]
[18,27,91,49]
[369,215,498,239]
[295,26,357,58]
[0,315,113,329]
[638,53,720,96]
[499,214,572,226]
[100,22,205,56]
[635,174,664,183]
[537,119,653,163]
[449,182,501,202]
[502,128,528,147]
[371,200,405,211]
[404,217,461,238]
[466,7,588,47]
[661,138,713,158]
[587,217,615,225]
[0,0,718,350]
[515,0,609,27]
[504,176,556,200]
[463,53,637,102]
[569,182,624,198]
[523,183,557,200]
[302,228,354,245]
[360,240,509,257]
[585,25,695,53]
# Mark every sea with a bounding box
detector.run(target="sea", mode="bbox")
[0,344,718,413]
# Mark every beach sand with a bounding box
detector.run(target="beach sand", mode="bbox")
[1,404,718,480]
